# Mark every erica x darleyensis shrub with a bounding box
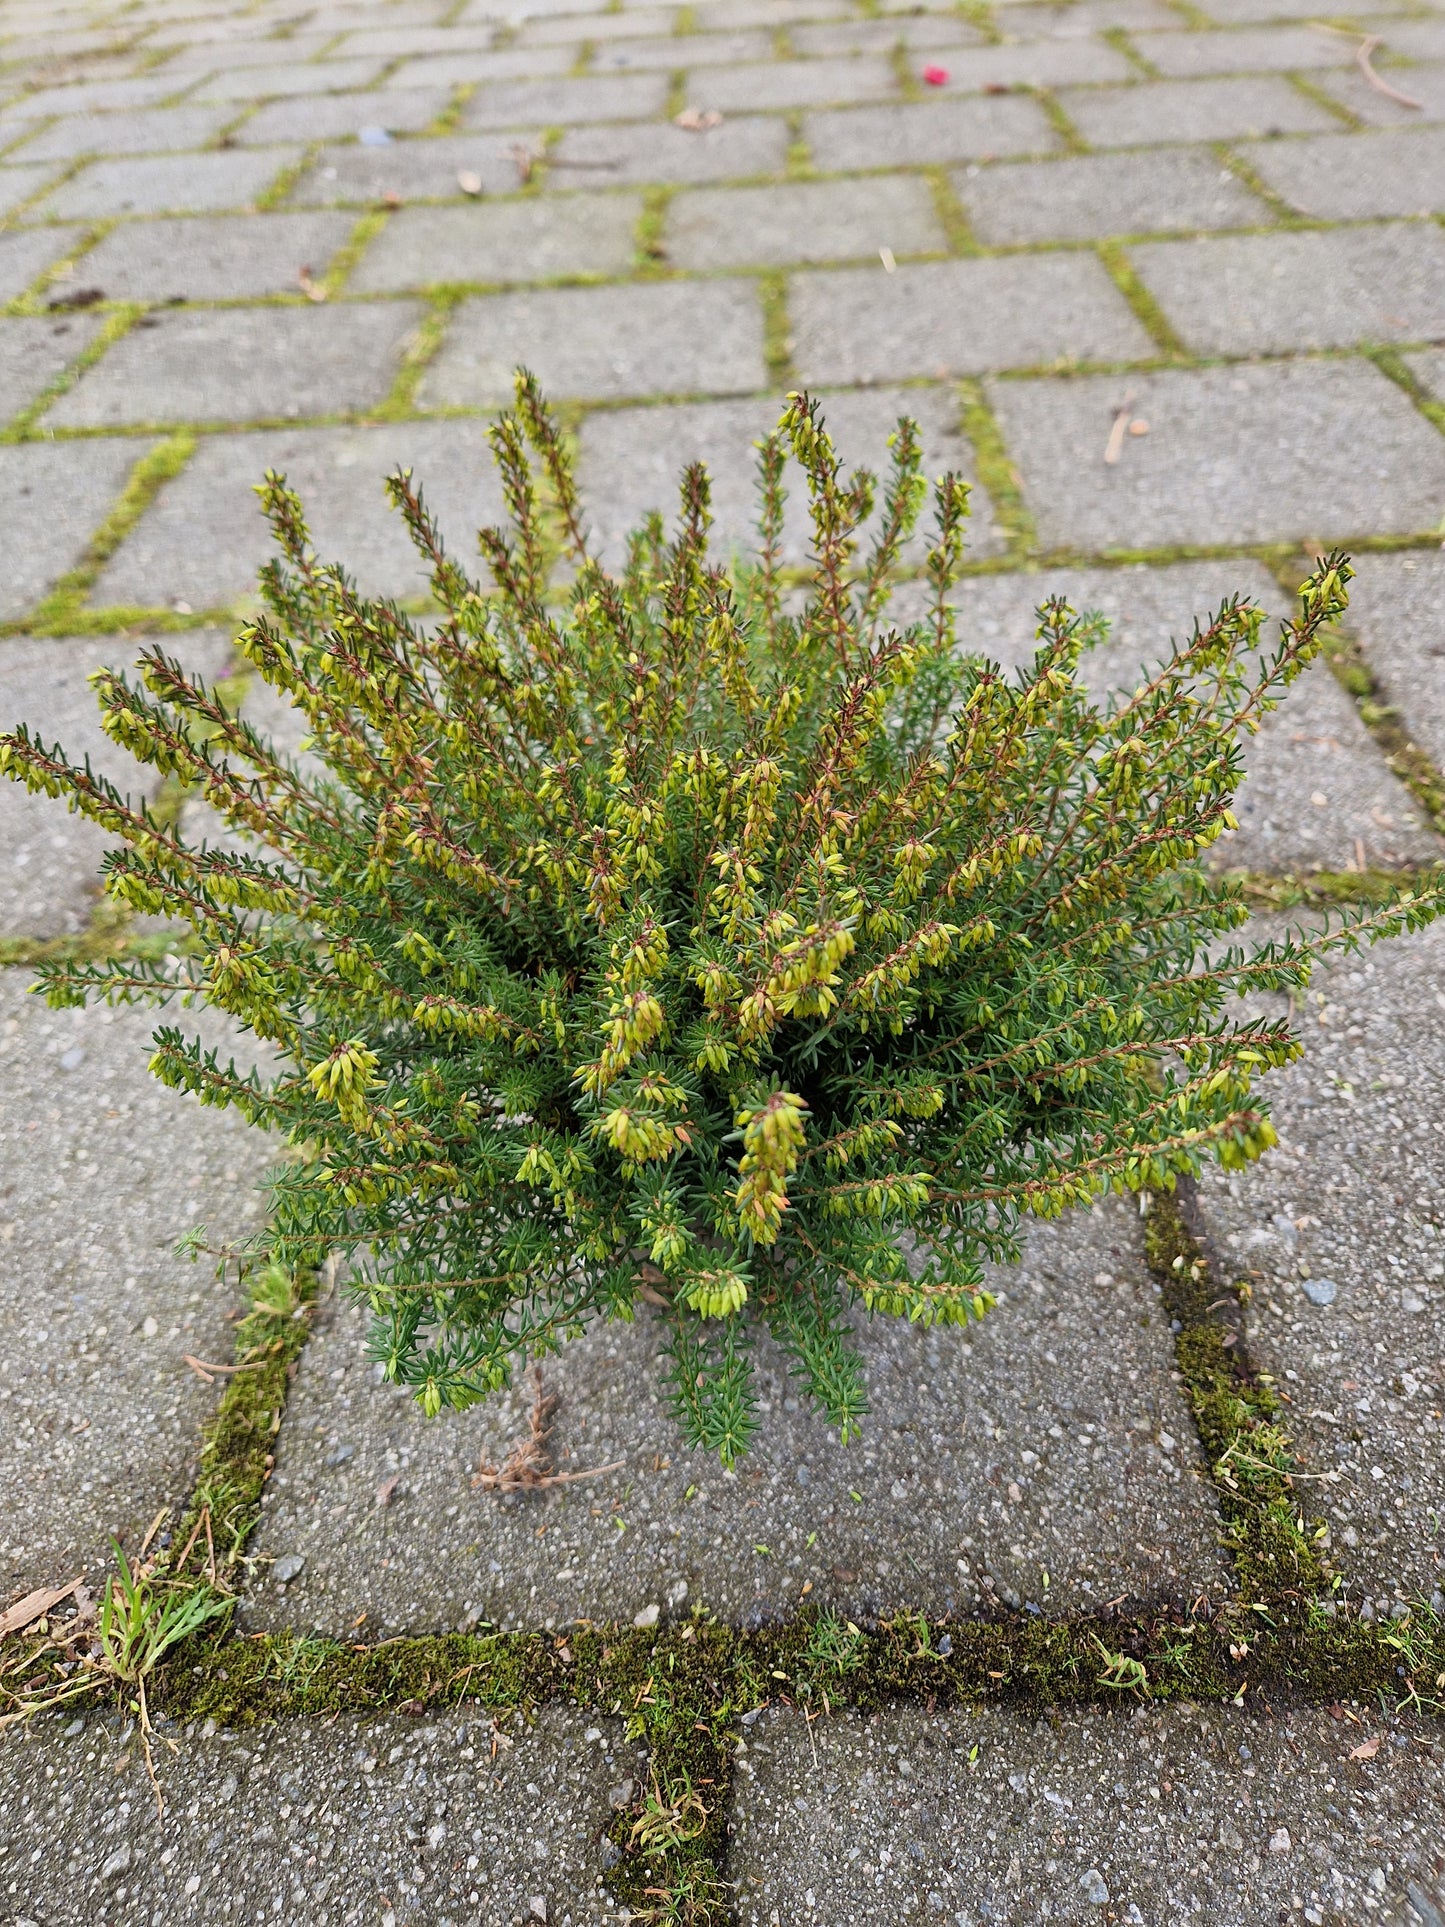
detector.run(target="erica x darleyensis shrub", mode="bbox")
[3,375,1437,1462]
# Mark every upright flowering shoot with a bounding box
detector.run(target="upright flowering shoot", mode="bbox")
[4,373,1437,1465]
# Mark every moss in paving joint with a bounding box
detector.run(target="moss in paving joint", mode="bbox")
[0,302,145,444]
[673,5,698,34]
[1230,865,1439,913]
[26,432,196,631]
[1097,239,1190,358]
[636,184,674,275]
[1287,69,1362,128]
[925,164,980,255]
[425,83,476,137]
[957,0,1003,44]
[956,377,1036,561]
[1159,0,1215,28]
[321,208,392,298]
[1370,343,1445,443]
[1142,1180,1331,1616]
[1212,142,1310,224]
[891,42,925,104]
[665,67,690,119]
[256,147,320,214]
[759,271,794,388]
[373,293,461,418]
[1034,88,1090,156]
[1104,24,1160,78]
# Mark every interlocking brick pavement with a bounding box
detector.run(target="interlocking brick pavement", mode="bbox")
[1,0,1444,1916]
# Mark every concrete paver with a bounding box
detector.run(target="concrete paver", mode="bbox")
[231,85,453,146]
[729,1703,1445,1924]
[0,437,152,622]
[1314,60,1445,130]
[348,191,644,292]
[803,95,1058,168]
[0,102,235,162]
[0,970,275,1597]
[1132,222,1445,355]
[1345,551,1445,773]
[0,1707,630,1926]
[1195,924,1445,1610]
[459,73,671,129]
[1131,25,1356,76]
[289,131,540,206]
[1059,73,1338,145]
[242,1192,1228,1638]
[421,278,767,406]
[988,360,1445,551]
[0,310,103,423]
[548,113,790,187]
[666,174,945,271]
[72,209,357,301]
[956,145,1272,244]
[36,144,303,219]
[92,418,508,612]
[1247,126,1445,219]
[47,300,425,428]
[791,253,1153,385]
[0,223,89,302]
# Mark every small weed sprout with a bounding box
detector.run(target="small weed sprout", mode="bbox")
[4,372,1439,1462]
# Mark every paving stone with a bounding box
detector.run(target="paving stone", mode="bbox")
[289,131,538,206]
[687,56,902,114]
[947,559,1442,876]
[788,16,988,56]
[349,189,642,292]
[956,144,1271,243]
[0,437,150,621]
[231,85,452,145]
[388,44,584,88]
[995,0,1183,29]
[47,300,424,429]
[0,156,62,215]
[1344,550,1445,775]
[191,57,390,103]
[729,1702,1445,1923]
[688,0,852,24]
[0,310,103,424]
[1133,222,1445,354]
[460,72,670,129]
[1194,923,1445,1608]
[0,1707,629,1926]
[243,1192,1226,1637]
[519,3,678,41]
[1380,18,1445,62]
[803,94,1058,169]
[989,359,1445,552]
[921,35,1136,90]
[0,223,88,302]
[93,418,511,612]
[36,145,303,219]
[0,971,275,1597]
[1060,72,1338,145]
[1247,126,1445,218]
[1131,24,1357,76]
[1313,58,1445,128]
[666,174,944,271]
[576,383,1006,571]
[421,277,767,407]
[328,23,501,60]
[0,102,234,162]
[147,30,351,75]
[791,253,1152,386]
[0,74,195,121]
[0,630,231,936]
[74,210,356,302]
[548,113,790,187]
[593,28,779,71]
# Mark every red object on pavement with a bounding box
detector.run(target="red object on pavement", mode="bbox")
[922,64,950,85]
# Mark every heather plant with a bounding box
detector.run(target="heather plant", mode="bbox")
[3,375,1438,1464]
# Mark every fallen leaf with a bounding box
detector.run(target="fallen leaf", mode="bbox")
[375,1472,401,1509]
[1128,418,1150,436]
[297,265,327,303]
[1350,1735,1381,1760]
[457,170,483,196]
[674,107,722,132]
[984,80,1012,94]
[382,189,402,207]
[0,1578,83,1639]
[879,246,896,273]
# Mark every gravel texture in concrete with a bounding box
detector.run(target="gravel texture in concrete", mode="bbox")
[241,1192,1229,1638]
[1344,550,1445,775]
[728,1702,1445,1925]
[0,1707,633,1926]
